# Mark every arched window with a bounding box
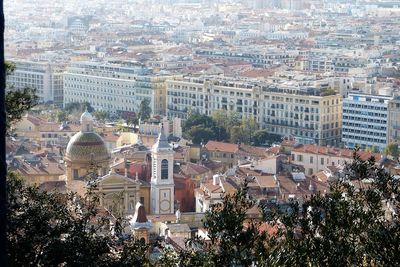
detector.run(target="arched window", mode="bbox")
[161,159,168,179]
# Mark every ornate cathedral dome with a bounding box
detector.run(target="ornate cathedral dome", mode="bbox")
[65,110,110,163]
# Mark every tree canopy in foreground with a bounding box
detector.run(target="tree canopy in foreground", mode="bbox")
[6,150,400,266]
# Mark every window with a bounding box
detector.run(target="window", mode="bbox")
[297,155,303,162]
[321,158,324,165]
[161,159,168,179]
[73,169,79,179]
[310,156,314,164]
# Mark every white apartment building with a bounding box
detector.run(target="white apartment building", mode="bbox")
[195,48,299,68]
[6,60,65,106]
[63,61,173,115]
[342,93,392,152]
[166,77,342,146]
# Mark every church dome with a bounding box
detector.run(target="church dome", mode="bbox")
[80,110,94,123]
[65,132,110,163]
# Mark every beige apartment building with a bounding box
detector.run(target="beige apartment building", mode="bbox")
[387,97,400,144]
[166,77,261,122]
[166,77,342,146]
[261,88,342,146]
[291,144,381,176]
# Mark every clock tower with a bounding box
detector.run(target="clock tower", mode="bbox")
[150,125,174,214]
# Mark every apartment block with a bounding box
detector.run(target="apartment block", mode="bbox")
[6,60,65,106]
[291,144,382,176]
[261,88,342,146]
[166,77,261,122]
[63,61,172,115]
[166,77,342,146]
[342,93,392,152]
[387,97,400,144]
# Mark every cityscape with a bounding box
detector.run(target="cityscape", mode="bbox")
[2,0,400,266]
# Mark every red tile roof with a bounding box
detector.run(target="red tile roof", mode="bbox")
[180,162,210,176]
[205,141,239,153]
[26,114,45,126]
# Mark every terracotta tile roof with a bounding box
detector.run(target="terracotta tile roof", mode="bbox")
[205,141,239,153]
[239,144,266,158]
[266,146,280,155]
[100,132,120,142]
[39,122,80,132]
[240,68,274,78]
[278,174,329,201]
[13,157,65,177]
[255,175,278,188]
[25,114,45,126]
[220,180,237,195]
[201,160,223,171]
[202,182,223,193]
[180,162,210,176]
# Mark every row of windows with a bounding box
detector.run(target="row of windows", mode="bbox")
[342,135,386,144]
[342,129,386,137]
[293,154,342,166]
[343,117,387,124]
[343,103,387,110]
[343,122,386,130]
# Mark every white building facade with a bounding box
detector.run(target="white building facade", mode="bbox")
[342,93,392,151]
[150,127,175,214]
[6,60,65,106]
[63,61,172,115]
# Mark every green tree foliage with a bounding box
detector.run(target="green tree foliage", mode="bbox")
[7,173,150,266]
[55,110,68,122]
[183,112,228,144]
[116,119,130,132]
[187,110,267,145]
[239,117,259,144]
[6,151,400,266]
[202,183,268,266]
[93,110,109,122]
[183,111,216,132]
[385,142,399,161]
[252,130,282,146]
[5,62,39,132]
[320,88,337,96]
[175,151,400,266]
[211,109,241,130]
[264,151,400,266]
[64,101,94,113]
[138,98,152,121]
[83,101,95,113]
[227,117,259,145]
[5,61,16,75]
[5,87,38,132]
[252,129,270,146]
[186,125,215,145]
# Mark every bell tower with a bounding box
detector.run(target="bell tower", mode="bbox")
[150,125,174,214]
